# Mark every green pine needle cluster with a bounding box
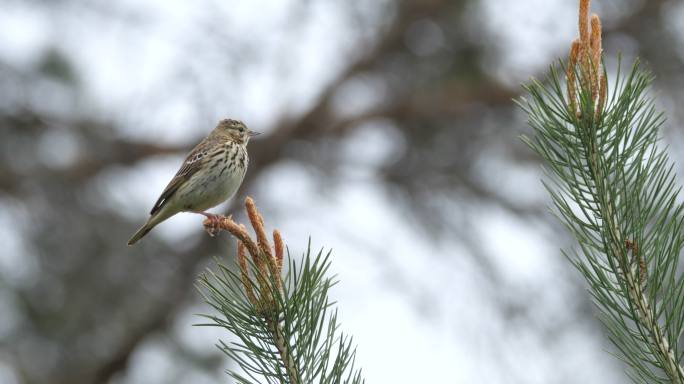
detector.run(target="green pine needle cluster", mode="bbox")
[197,244,364,384]
[519,59,684,383]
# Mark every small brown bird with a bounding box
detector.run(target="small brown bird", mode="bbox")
[128,119,259,245]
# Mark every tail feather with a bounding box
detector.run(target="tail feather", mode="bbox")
[127,222,156,246]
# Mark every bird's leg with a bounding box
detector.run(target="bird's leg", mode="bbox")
[194,211,224,237]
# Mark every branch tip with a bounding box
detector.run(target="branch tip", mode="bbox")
[238,241,258,305]
[567,39,581,116]
[245,196,272,258]
[568,1,603,120]
[274,230,285,272]
[590,14,602,100]
[579,0,590,46]
[201,196,286,313]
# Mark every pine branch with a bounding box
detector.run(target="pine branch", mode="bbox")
[519,1,684,382]
[196,197,364,384]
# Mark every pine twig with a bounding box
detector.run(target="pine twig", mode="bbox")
[520,0,684,381]
[202,197,298,383]
[197,197,363,384]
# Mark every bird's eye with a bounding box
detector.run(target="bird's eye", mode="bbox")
[239,127,244,132]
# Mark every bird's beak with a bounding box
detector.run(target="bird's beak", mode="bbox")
[249,130,261,137]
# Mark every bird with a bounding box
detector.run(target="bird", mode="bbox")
[127,119,259,245]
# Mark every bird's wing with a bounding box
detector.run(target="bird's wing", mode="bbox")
[150,144,208,215]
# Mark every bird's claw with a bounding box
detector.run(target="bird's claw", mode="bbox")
[201,214,223,237]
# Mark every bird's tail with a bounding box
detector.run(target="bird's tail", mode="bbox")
[127,220,157,246]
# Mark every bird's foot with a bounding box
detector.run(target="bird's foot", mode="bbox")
[195,212,225,237]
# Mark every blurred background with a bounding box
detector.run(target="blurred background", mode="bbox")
[2,0,684,383]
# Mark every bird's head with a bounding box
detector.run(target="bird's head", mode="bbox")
[215,119,260,144]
